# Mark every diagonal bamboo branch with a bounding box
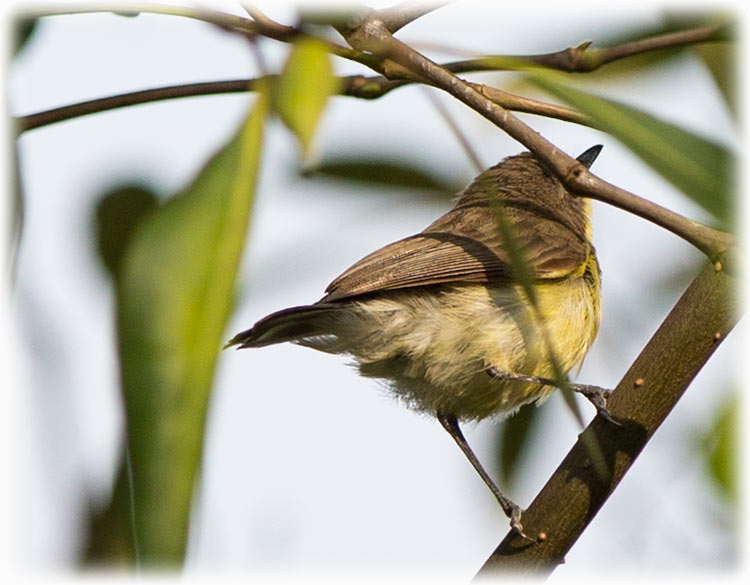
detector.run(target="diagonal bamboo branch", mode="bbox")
[476,261,739,575]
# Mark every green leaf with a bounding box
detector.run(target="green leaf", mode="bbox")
[9,144,25,284]
[694,42,736,116]
[13,17,38,55]
[702,394,738,503]
[495,403,540,487]
[662,14,736,115]
[529,73,734,227]
[94,184,158,278]
[116,90,268,565]
[302,158,461,196]
[84,464,137,566]
[273,37,338,157]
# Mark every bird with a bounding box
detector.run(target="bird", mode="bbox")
[227,145,610,538]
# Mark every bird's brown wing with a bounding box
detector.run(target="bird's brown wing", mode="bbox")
[321,205,590,302]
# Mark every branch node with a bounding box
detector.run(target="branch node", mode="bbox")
[568,40,599,71]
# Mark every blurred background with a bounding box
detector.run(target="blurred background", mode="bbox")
[5,0,744,580]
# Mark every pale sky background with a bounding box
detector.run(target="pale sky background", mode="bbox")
[3,0,748,582]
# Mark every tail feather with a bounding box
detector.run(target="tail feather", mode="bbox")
[226,303,339,349]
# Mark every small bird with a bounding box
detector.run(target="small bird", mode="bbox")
[227,145,610,538]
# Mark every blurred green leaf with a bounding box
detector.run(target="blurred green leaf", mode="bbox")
[9,144,24,284]
[485,171,587,431]
[485,169,604,471]
[273,37,338,157]
[115,90,267,565]
[13,18,38,55]
[702,394,738,503]
[529,73,734,227]
[693,42,735,116]
[662,14,736,114]
[83,463,136,567]
[495,403,540,487]
[299,6,366,28]
[94,184,158,278]
[303,158,461,196]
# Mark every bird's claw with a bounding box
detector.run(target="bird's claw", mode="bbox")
[505,501,536,543]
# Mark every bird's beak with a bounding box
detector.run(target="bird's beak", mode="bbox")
[576,145,603,169]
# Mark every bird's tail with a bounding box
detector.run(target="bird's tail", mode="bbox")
[225,303,340,349]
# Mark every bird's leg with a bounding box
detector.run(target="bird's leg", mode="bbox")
[437,412,534,542]
[486,366,619,426]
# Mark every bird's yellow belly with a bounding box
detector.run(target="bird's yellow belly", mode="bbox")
[306,264,601,420]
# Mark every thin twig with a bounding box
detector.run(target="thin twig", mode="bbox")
[420,87,483,172]
[239,1,292,34]
[580,23,732,69]
[17,2,382,69]
[437,24,730,73]
[470,84,592,126]
[376,0,452,33]
[16,79,265,132]
[16,2,259,35]
[16,74,590,133]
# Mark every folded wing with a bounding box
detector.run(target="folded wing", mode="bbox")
[322,203,590,302]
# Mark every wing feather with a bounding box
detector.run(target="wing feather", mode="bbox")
[322,203,589,302]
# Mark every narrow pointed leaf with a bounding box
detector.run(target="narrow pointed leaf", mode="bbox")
[662,14,737,114]
[694,42,736,115]
[702,393,737,503]
[484,174,585,428]
[529,73,733,227]
[115,91,267,565]
[496,403,540,487]
[273,37,338,156]
[94,184,158,279]
[12,17,38,55]
[302,158,461,196]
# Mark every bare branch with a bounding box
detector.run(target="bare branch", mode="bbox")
[15,74,590,133]
[16,2,382,70]
[470,84,592,126]
[583,23,732,69]
[16,2,259,35]
[239,1,294,35]
[16,79,265,132]
[337,15,734,262]
[420,87,483,172]
[569,170,734,260]
[435,23,730,73]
